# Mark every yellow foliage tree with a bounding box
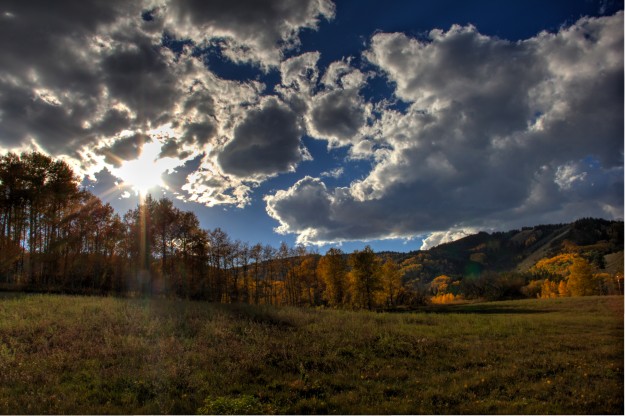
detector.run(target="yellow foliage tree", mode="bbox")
[558,280,569,297]
[348,246,381,310]
[317,248,348,307]
[567,257,598,296]
[532,253,581,278]
[430,275,451,295]
[430,293,462,304]
[540,279,559,298]
[378,257,402,308]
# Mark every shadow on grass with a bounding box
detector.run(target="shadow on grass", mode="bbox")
[418,303,554,315]
[0,290,29,300]
[211,302,301,329]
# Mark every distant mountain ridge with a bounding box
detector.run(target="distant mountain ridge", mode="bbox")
[381,218,624,284]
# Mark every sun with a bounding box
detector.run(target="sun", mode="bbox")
[112,141,167,196]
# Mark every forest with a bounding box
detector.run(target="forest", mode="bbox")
[1,152,623,309]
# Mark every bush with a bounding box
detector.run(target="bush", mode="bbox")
[197,395,262,415]
[461,271,528,301]
[521,280,543,298]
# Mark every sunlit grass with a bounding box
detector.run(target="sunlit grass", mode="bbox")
[0,294,621,414]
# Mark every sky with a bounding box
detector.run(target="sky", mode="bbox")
[0,0,623,253]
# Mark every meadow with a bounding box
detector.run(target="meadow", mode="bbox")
[0,293,622,414]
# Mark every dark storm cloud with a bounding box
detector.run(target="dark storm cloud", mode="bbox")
[309,89,366,145]
[158,121,217,159]
[182,122,217,145]
[0,0,163,158]
[101,36,179,122]
[267,13,624,245]
[218,98,304,177]
[162,153,204,193]
[92,109,133,137]
[0,80,88,151]
[183,89,217,117]
[0,0,133,93]
[96,133,149,167]
[1,0,622,245]
[158,139,182,158]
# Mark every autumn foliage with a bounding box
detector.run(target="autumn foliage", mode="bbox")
[1,152,622,308]
[522,251,622,299]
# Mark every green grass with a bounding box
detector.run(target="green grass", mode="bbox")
[0,294,622,414]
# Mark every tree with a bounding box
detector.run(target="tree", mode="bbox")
[171,210,202,297]
[152,197,179,287]
[521,279,543,298]
[0,153,28,283]
[294,252,321,306]
[379,257,402,308]
[430,275,452,296]
[208,228,232,302]
[317,248,348,307]
[567,257,598,296]
[262,244,277,305]
[531,253,580,279]
[237,241,251,303]
[250,243,263,305]
[348,246,381,310]
[540,279,558,298]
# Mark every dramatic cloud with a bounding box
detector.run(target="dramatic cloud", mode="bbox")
[97,133,149,167]
[217,97,305,178]
[266,12,624,245]
[278,56,373,149]
[0,1,622,248]
[308,88,367,146]
[280,52,321,94]
[100,33,180,123]
[163,0,335,67]
[0,0,325,206]
[0,0,149,159]
[266,176,335,242]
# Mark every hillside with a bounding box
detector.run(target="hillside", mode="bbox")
[386,218,623,284]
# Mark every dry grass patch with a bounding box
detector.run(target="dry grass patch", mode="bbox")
[0,293,621,414]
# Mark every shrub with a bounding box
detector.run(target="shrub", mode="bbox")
[197,395,262,415]
[521,279,543,298]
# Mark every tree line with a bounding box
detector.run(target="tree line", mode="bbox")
[0,152,423,309]
[1,152,621,309]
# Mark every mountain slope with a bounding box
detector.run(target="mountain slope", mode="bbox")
[389,218,623,283]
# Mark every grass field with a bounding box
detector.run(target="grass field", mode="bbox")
[0,293,622,414]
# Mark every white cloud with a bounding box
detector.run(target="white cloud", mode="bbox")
[162,0,335,68]
[267,12,624,244]
[555,162,587,190]
[277,55,373,148]
[420,228,479,250]
[280,52,321,94]
[321,167,344,178]
[0,1,622,242]
[0,0,322,208]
